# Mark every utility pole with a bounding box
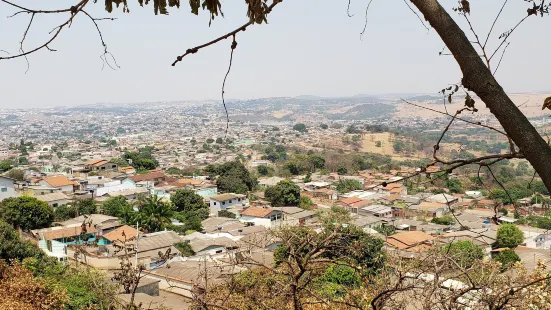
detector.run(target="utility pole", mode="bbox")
[135,221,139,268]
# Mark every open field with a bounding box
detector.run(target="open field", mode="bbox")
[395,93,551,119]
[272,110,293,118]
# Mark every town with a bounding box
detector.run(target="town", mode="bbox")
[0,96,550,309]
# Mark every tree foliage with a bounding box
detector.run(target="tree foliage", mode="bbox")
[264,179,300,207]
[0,196,54,230]
[53,204,78,221]
[493,249,521,271]
[135,195,173,233]
[496,224,524,249]
[293,123,307,133]
[0,220,44,261]
[170,188,209,219]
[335,179,362,194]
[205,161,257,194]
[442,240,484,268]
[174,241,196,257]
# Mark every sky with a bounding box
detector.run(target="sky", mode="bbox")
[0,0,550,109]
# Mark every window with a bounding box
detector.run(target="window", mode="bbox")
[112,165,116,168]
[229,200,233,203]
[222,201,226,205]
[213,202,217,205]
[215,250,223,254]
[0,188,7,192]
[52,203,58,208]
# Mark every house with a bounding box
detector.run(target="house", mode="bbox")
[129,170,166,186]
[36,192,70,208]
[104,187,149,200]
[85,159,118,172]
[118,166,136,175]
[186,236,239,256]
[209,193,247,215]
[360,204,393,218]
[239,206,283,227]
[144,260,241,298]
[99,225,140,245]
[352,215,386,230]
[250,160,270,167]
[279,206,317,226]
[465,190,483,198]
[385,231,435,252]
[0,176,17,200]
[311,188,338,200]
[258,177,284,187]
[409,202,447,218]
[39,175,78,193]
[425,193,458,208]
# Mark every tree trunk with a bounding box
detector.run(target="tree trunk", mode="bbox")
[411,0,551,193]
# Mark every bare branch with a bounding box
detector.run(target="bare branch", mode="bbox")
[359,0,375,40]
[172,1,280,66]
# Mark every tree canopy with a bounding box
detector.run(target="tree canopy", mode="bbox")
[205,160,257,194]
[496,224,524,249]
[0,196,54,230]
[264,179,301,207]
[170,188,209,219]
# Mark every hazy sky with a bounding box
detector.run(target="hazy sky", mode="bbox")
[0,0,549,108]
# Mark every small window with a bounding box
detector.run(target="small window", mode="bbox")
[229,200,233,203]
[213,202,217,205]
[1,188,7,192]
[222,201,226,205]
[112,165,116,168]
[215,250,223,254]
[52,203,58,207]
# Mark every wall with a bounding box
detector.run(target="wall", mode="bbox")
[0,177,17,200]
[196,187,217,198]
[239,216,273,228]
[195,245,226,256]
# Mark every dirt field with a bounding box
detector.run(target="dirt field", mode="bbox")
[395,93,551,119]
[272,110,293,118]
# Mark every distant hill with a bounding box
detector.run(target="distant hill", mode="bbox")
[326,103,396,120]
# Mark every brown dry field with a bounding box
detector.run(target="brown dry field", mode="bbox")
[272,110,293,118]
[396,93,551,119]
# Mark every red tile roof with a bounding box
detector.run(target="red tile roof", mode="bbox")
[129,171,166,183]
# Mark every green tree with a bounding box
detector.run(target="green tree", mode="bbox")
[215,137,224,144]
[335,179,361,194]
[206,161,257,194]
[18,156,28,165]
[303,171,312,183]
[123,149,158,170]
[174,241,196,257]
[337,166,347,175]
[218,210,237,219]
[293,123,307,133]
[496,224,524,248]
[431,216,455,225]
[257,165,274,176]
[308,154,325,170]
[493,249,521,271]
[53,205,78,221]
[136,195,173,233]
[0,196,54,230]
[101,196,131,217]
[74,198,97,215]
[442,240,484,268]
[320,124,328,130]
[375,141,382,147]
[298,196,313,210]
[5,168,25,181]
[264,180,300,207]
[170,188,209,219]
[166,167,183,176]
[0,220,44,261]
[0,161,12,172]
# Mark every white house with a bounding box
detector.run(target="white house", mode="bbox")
[209,193,247,215]
[359,205,393,218]
[37,192,71,208]
[465,191,483,198]
[0,176,17,201]
[239,206,283,228]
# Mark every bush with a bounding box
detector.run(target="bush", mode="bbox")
[218,210,236,219]
[0,196,54,230]
[493,249,520,271]
[496,224,524,248]
[442,240,484,268]
[431,216,455,225]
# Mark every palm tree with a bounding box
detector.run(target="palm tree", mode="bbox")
[136,195,173,233]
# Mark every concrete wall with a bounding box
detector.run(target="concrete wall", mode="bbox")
[0,177,17,200]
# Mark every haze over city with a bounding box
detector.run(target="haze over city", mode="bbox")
[1,0,550,108]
